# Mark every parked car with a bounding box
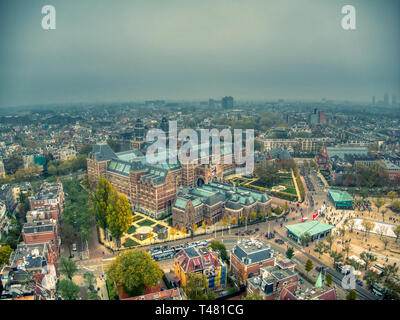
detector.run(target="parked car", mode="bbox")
[274,239,284,245]
[72,243,77,251]
[356,280,363,287]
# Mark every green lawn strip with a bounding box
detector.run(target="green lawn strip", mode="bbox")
[127,225,136,234]
[137,219,156,227]
[132,215,144,222]
[122,238,140,247]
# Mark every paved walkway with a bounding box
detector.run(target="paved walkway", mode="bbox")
[291,168,302,202]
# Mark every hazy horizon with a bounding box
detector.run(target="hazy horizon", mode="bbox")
[1,0,399,108]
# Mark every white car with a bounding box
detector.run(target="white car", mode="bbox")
[72,243,77,251]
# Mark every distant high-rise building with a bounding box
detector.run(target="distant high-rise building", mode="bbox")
[160,116,169,135]
[309,109,318,125]
[392,95,397,106]
[318,110,325,124]
[208,99,215,108]
[372,96,376,105]
[133,118,145,142]
[221,96,234,109]
[384,93,389,106]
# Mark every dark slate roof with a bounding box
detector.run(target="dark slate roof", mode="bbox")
[232,244,273,265]
[173,182,270,210]
[107,159,133,177]
[140,165,169,185]
[225,201,243,210]
[90,144,117,162]
[184,247,200,258]
[23,224,54,234]
[204,191,225,206]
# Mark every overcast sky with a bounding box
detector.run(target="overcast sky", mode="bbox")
[0,0,399,108]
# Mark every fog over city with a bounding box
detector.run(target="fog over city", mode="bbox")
[0,0,399,108]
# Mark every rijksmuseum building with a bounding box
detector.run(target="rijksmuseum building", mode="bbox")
[87,118,271,226]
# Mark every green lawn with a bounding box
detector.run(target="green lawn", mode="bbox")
[132,215,144,222]
[122,238,140,247]
[127,225,136,234]
[137,219,155,227]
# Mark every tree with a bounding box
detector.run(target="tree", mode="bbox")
[59,257,77,280]
[242,292,264,300]
[363,270,381,289]
[169,227,177,240]
[240,214,247,225]
[87,290,101,300]
[106,191,133,247]
[346,219,355,233]
[394,225,400,243]
[361,220,375,238]
[305,259,313,275]
[257,211,265,220]
[300,232,312,246]
[387,191,398,201]
[360,251,377,271]
[382,237,389,250]
[206,289,216,300]
[84,271,97,290]
[201,220,207,231]
[230,217,238,226]
[93,176,113,230]
[326,233,334,250]
[374,198,385,213]
[344,242,351,260]
[383,279,400,300]
[325,274,333,287]
[255,161,280,187]
[330,251,343,265]
[346,289,356,300]
[47,164,57,176]
[192,223,198,233]
[283,202,289,212]
[249,211,257,222]
[5,154,23,174]
[381,208,388,222]
[184,272,207,300]
[339,227,346,242]
[60,222,76,257]
[181,226,187,234]
[79,144,93,156]
[383,264,399,283]
[391,200,400,212]
[57,279,80,300]
[210,240,229,262]
[314,242,328,258]
[377,225,388,239]
[274,206,282,216]
[0,245,13,266]
[286,247,294,259]
[106,250,163,297]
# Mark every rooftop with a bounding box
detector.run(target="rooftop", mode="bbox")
[285,220,334,238]
[328,189,354,203]
[232,239,274,265]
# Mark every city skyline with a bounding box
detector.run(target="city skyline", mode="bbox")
[0,0,399,108]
